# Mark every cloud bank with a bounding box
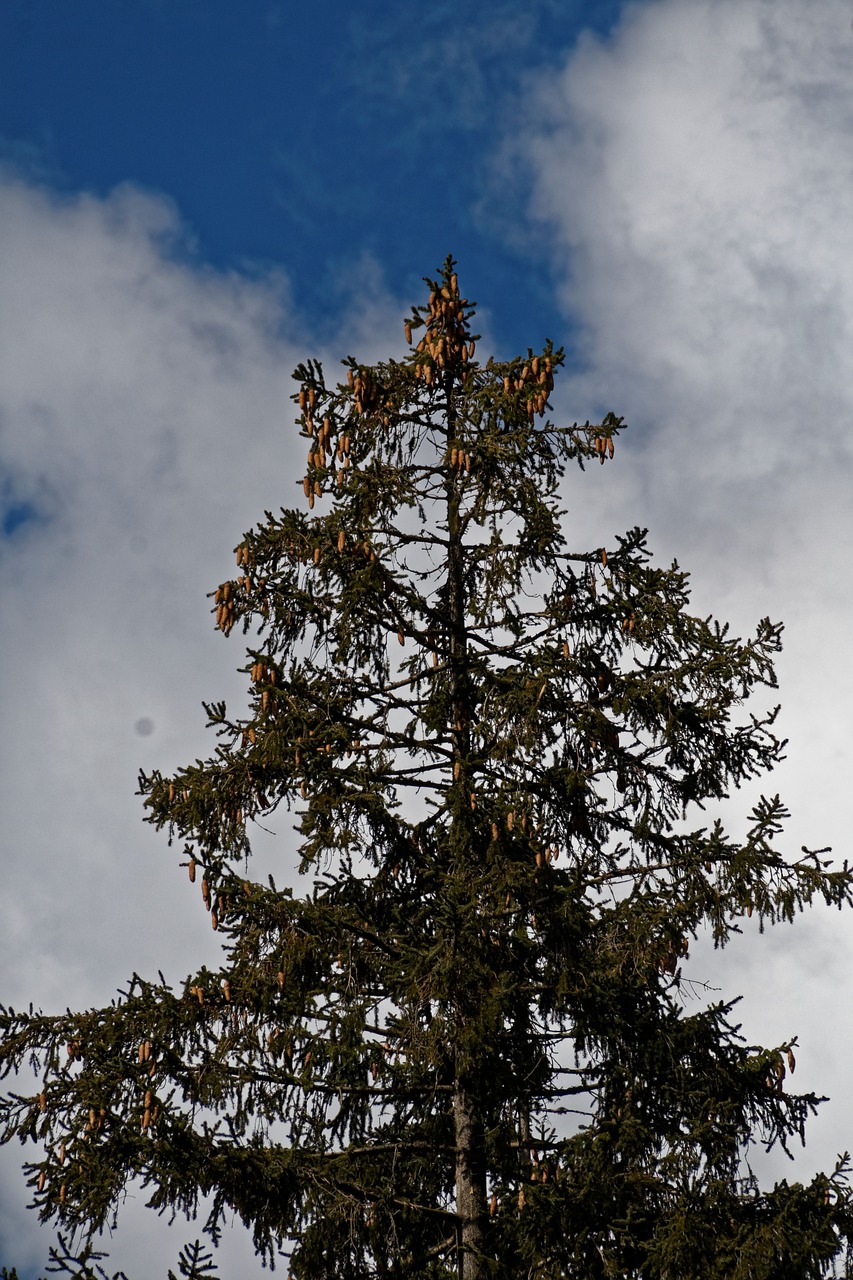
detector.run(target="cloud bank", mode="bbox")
[518,0,853,1181]
[0,172,403,1273]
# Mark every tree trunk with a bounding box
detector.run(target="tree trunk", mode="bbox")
[454,1080,487,1280]
[444,376,488,1277]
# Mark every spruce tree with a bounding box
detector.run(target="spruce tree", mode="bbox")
[3,258,853,1279]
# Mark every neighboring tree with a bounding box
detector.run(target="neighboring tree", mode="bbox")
[2,258,853,1279]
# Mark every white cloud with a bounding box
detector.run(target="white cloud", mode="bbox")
[0,173,299,994]
[525,0,853,543]
[0,170,403,1274]
[517,0,853,1181]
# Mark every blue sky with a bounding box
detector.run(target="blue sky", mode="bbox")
[4,1,853,1275]
[0,0,621,351]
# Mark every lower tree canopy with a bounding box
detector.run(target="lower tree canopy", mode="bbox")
[2,258,853,1279]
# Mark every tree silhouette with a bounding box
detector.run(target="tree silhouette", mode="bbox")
[2,258,853,1278]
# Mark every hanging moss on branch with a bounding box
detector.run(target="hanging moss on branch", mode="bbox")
[2,258,853,1279]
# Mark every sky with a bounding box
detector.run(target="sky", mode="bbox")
[2,0,853,1273]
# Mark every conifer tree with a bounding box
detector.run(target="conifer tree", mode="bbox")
[3,258,853,1279]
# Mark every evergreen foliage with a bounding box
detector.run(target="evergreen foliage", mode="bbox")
[168,1240,220,1280]
[2,258,853,1277]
